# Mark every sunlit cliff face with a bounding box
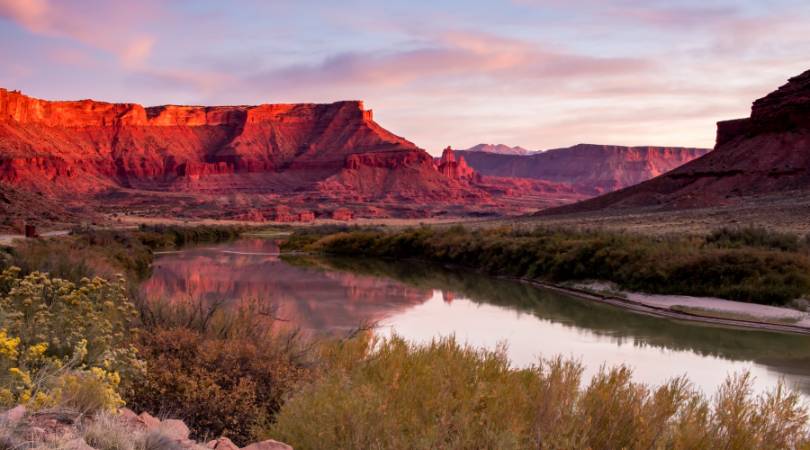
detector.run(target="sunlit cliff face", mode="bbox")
[141,239,433,334]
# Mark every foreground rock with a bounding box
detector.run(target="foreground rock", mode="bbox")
[0,406,294,450]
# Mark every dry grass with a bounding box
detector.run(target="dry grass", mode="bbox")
[264,335,810,450]
[82,412,184,450]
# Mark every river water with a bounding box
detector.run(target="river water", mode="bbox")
[142,238,810,398]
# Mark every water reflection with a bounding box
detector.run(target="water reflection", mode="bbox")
[143,239,430,333]
[144,239,810,397]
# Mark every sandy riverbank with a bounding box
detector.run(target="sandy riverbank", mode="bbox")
[528,280,810,335]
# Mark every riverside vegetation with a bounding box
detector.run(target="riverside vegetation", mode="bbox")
[0,225,809,448]
[283,225,810,306]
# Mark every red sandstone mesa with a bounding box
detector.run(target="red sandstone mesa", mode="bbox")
[0,88,502,221]
[0,88,709,226]
[540,68,810,214]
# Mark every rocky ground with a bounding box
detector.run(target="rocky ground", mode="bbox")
[0,405,292,450]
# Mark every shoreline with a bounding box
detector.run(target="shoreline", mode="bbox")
[513,277,810,336]
[286,248,810,336]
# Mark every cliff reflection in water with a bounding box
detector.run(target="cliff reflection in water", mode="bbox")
[143,239,810,396]
[141,239,432,333]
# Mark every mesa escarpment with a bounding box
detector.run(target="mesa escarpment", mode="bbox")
[0,88,717,227]
[541,69,810,215]
[459,144,710,195]
[2,89,551,224]
[0,88,416,191]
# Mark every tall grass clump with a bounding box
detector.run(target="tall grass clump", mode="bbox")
[288,225,810,305]
[82,410,184,450]
[264,335,810,450]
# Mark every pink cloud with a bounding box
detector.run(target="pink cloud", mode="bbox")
[249,31,653,92]
[0,0,158,67]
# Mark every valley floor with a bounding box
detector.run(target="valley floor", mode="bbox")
[506,190,810,235]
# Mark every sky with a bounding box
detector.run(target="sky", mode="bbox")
[1,0,809,155]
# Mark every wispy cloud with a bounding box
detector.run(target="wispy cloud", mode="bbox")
[246,31,653,94]
[0,0,158,67]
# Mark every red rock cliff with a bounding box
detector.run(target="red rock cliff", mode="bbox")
[1,88,534,222]
[0,88,425,192]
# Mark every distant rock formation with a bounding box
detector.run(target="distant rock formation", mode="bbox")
[461,143,531,155]
[0,88,420,192]
[437,147,479,182]
[458,144,709,195]
[540,69,810,214]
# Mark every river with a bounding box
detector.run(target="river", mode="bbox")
[142,238,810,398]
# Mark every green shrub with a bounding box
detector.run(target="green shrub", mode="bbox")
[707,226,801,252]
[264,335,810,450]
[135,224,247,250]
[293,226,810,304]
[4,225,249,284]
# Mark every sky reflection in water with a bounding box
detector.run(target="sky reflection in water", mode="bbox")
[144,239,810,399]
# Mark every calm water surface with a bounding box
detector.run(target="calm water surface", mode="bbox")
[143,239,810,398]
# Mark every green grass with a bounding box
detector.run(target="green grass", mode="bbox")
[285,225,810,305]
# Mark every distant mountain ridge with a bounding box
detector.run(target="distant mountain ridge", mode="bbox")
[540,69,810,214]
[458,144,710,194]
[461,143,532,155]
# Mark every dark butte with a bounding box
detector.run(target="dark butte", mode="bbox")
[540,69,810,215]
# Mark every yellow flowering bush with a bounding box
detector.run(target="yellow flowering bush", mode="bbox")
[0,267,143,411]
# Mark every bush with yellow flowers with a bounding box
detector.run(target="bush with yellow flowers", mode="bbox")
[0,267,143,412]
